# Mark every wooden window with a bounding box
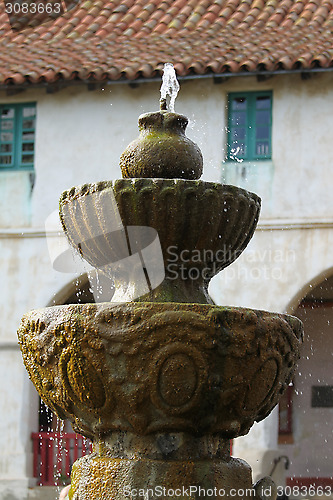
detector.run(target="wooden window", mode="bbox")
[311,386,333,408]
[31,431,92,486]
[227,91,272,162]
[0,103,36,170]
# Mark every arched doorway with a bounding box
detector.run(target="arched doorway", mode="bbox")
[279,272,333,495]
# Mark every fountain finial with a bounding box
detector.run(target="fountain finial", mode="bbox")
[119,62,203,179]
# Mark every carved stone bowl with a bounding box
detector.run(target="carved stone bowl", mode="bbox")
[18,302,302,440]
[59,180,261,303]
[119,111,204,179]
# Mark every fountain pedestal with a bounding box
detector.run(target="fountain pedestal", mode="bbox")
[18,100,302,500]
[71,433,253,500]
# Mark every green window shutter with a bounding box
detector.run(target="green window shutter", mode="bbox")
[227,91,272,162]
[0,102,36,170]
[0,106,15,168]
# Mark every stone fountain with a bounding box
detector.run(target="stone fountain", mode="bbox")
[18,66,303,499]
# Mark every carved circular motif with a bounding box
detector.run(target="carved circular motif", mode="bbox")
[150,343,207,415]
[159,353,197,407]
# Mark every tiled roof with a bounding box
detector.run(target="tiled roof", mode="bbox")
[0,0,332,87]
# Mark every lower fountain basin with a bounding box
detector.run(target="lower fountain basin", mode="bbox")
[18,302,302,440]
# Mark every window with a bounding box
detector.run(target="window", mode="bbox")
[0,103,36,170]
[311,386,333,408]
[227,91,272,162]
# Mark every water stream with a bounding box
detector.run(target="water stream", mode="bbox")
[160,62,180,112]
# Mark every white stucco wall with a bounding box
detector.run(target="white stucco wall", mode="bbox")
[210,226,333,312]
[0,72,332,227]
[0,351,37,494]
[0,71,332,497]
[0,232,78,498]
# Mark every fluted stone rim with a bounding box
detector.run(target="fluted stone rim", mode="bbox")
[59,179,261,287]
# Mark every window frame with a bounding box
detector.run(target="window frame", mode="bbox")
[279,382,294,435]
[0,102,36,171]
[227,91,272,162]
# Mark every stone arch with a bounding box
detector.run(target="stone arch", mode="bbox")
[46,271,114,307]
[45,273,93,306]
[285,265,333,314]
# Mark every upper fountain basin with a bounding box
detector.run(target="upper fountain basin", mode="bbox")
[59,179,261,286]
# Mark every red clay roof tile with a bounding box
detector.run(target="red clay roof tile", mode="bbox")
[202,11,217,22]
[153,23,167,33]
[0,0,332,87]
[128,18,144,31]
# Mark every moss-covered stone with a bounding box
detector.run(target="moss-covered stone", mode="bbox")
[119,111,203,179]
[17,302,303,440]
